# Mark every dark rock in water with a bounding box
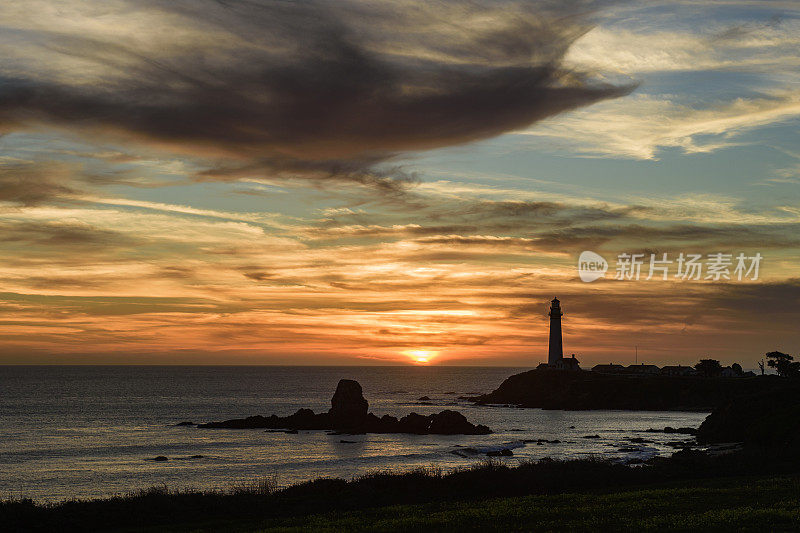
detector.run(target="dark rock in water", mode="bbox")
[340,440,357,443]
[369,410,490,435]
[199,415,269,429]
[646,426,698,435]
[628,437,651,444]
[175,421,194,426]
[396,412,428,434]
[199,408,330,430]
[417,396,431,401]
[428,410,489,435]
[486,448,513,457]
[379,414,399,426]
[329,379,369,432]
[451,448,478,458]
[198,379,491,435]
[582,434,601,439]
[151,456,168,461]
[285,429,299,434]
[189,455,204,459]
[665,440,695,449]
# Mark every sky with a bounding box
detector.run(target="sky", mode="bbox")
[0,0,799,367]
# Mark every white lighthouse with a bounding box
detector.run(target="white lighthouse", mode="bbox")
[544,297,580,371]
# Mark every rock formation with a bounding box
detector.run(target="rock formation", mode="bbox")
[197,379,491,435]
[473,367,781,411]
[329,379,369,431]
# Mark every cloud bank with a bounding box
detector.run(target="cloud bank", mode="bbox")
[0,0,633,188]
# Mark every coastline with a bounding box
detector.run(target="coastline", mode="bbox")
[473,368,782,411]
[2,366,709,503]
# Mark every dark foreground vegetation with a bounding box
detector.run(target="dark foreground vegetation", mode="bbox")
[5,448,800,532]
[211,477,800,532]
[698,382,800,444]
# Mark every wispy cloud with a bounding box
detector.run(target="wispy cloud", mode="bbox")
[517,93,800,159]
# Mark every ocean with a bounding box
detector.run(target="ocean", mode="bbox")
[0,366,708,502]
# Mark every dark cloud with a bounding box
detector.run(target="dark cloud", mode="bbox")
[310,199,643,240]
[0,291,244,317]
[0,0,633,191]
[411,222,800,255]
[0,162,81,205]
[0,220,138,248]
[461,200,642,221]
[304,195,800,255]
[507,279,800,336]
[710,278,800,318]
[530,223,800,252]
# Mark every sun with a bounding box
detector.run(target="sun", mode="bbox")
[404,349,438,365]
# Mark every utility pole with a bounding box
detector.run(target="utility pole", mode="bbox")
[635,345,638,365]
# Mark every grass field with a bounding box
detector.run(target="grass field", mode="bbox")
[136,476,800,532]
[8,453,800,532]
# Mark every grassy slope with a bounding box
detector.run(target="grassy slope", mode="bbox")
[141,476,800,532]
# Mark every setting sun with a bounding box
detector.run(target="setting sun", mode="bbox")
[404,350,438,364]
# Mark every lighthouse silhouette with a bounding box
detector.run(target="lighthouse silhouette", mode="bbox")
[547,297,563,366]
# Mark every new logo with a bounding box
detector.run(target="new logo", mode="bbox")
[578,251,608,282]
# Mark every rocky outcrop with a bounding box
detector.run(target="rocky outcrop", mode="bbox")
[697,383,800,445]
[329,379,369,432]
[473,367,781,411]
[199,408,330,430]
[197,379,491,435]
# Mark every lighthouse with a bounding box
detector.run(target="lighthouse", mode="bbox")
[547,297,563,366]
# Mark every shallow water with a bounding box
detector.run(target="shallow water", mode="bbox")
[0,366,708,502]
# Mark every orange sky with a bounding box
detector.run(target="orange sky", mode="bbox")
[1,1,799,367]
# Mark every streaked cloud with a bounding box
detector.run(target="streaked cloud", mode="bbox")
[0,0,798,365]
[517,93,800,160]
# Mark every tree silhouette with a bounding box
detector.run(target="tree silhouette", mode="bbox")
[731,363,743,376]
[766,351,800,378]
[694,359,722,378]
[758,360,765,376]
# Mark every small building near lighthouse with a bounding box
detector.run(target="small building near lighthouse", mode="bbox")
[543,297,581,371]
[556,354,580,371]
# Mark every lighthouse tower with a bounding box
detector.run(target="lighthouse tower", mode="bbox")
[547,297,563,366]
